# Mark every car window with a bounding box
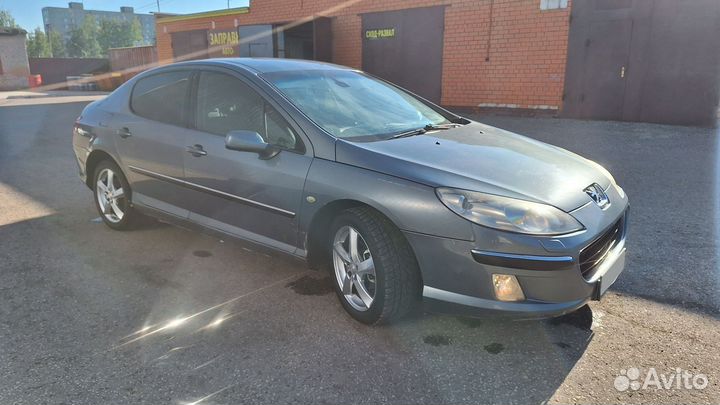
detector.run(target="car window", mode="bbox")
[264,103,298,150]
[131,71,191,126]
[195,71,299,150]
[262,69,450,140]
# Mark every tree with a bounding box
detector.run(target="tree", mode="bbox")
[26,28,52,57]
[129,17,143,45]
[96,19,118,54]
[26,30,38,57]
[49,30,67,57]
[0,9,19,28]
[97,17,145,56]
[66,15,101,58]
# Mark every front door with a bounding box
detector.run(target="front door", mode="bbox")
[183,70,312,253]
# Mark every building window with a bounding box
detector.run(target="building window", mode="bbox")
[540,0,568,10]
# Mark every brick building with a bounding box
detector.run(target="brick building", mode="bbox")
[0,28,30,91]
[154,0,720,126]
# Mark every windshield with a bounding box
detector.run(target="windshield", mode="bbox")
[262,69,451,139]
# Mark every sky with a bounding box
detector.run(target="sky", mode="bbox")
[1,0,250,30]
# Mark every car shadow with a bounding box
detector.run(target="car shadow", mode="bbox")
[0,211,593,405]
[281,273,594,404]
[371,304,595,404]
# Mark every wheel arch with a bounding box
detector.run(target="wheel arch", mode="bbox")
[84,149,122,189]
[305,199,420,284]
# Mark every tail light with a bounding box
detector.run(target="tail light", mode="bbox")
[73,116,92,138]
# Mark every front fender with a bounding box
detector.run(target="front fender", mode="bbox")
[299,159,474,241]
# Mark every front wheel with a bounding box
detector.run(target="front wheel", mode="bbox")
[329,207,421,324]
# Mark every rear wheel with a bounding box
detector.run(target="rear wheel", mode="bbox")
[93,160,138,230]
[329,207,421,324]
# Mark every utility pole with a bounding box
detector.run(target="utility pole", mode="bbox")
[156,0,160,12]
[227,0,230,8]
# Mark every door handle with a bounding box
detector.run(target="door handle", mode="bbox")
[186,144,207,157]
[117,127,132,138]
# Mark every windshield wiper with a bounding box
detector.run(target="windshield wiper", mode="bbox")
[389,127,427,139]
[424,123,462,130]
[389,123,461,139]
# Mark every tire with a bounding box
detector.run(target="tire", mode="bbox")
[329,207,421,324]
[92,160,138,230]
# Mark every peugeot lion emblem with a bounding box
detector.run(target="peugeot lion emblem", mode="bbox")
[584,183,610,209]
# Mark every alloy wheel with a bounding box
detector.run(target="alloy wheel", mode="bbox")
[332,225,377,311]
[96,168,126,224]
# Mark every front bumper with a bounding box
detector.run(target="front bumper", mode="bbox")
[406,185,629,319]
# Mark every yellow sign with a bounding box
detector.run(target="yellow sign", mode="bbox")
[209,31,240,46]
[365,28,396,40]
[208,30,240,56]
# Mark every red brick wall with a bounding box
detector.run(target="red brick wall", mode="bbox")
[156,0,571,110]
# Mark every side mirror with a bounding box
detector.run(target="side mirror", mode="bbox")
[225,130,279,160]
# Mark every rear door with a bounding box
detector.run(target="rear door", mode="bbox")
[182,69,312,252]
[112,70,195,218]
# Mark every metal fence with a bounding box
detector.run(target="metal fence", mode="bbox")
[28,58,109,87]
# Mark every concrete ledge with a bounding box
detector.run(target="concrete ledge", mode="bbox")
[446,105,560,118]
[0,90,109,101]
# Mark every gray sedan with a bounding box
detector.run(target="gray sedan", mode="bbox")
[72,58,628,324]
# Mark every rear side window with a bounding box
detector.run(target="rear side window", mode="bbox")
[131,71,191,126]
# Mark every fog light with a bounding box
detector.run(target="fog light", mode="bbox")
[492,274,525,302]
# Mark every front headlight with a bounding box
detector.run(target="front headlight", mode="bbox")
[436,187,584,235]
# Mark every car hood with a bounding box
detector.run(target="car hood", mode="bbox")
[335,121,613,212]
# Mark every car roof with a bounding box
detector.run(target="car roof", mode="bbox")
[170,58,355,74]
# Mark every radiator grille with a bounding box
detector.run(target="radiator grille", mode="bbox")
[579,216,624,279]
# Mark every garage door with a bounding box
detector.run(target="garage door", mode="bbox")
[239,25,274,57]
[562,0,720,126]
[362,6,445,103]
[171,29,209,61]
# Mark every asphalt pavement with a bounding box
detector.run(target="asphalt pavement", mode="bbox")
[0,97,717,404]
